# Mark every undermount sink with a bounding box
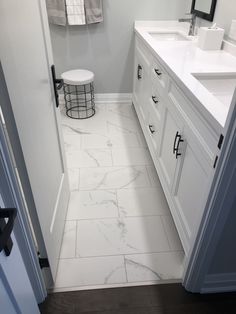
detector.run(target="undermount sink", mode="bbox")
[148,32,190,42]
[192,73,236,107]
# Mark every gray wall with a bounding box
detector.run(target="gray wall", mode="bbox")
[212,0,236,35]
[49,0,188,94]
[186,0,236,35]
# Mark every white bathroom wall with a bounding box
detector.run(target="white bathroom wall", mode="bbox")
[49,0,188,93]
[211,0,236,34]
[185,0,236,35]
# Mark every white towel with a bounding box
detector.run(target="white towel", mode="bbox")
[66,0,86,25]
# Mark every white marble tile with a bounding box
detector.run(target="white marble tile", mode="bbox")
[95,103,107,112]
[62,110,108,136]
[76,216,170,257]
[67,190,119,220]
[59,104,185,289]
[107,103,147,148]
[61,120,88,136]
[55,256,126,288]
[63,134,81,151]
[137,130,148,148]
[146,165,163,189]
[125,251,184,282]
[66,149,113,168]
[117,188,170,217]
[161,215,183,251]
[67,168,80,191]
[60,221,77,259]
[81,133,113,149]
[107,122,141,148]
[106,104,141,132]
[107,103,137,121]
[112,147,152,166]
[79,166,151,190]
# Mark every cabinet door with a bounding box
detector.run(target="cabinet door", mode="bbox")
[133,41,151,122]
[172,122,214,252]
[158,103,184,191]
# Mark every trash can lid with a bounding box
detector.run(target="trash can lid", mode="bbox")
[61,69,94,85]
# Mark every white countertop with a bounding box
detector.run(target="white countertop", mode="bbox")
[135,21,236,131]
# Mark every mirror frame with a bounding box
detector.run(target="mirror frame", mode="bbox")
[191,0,217,22]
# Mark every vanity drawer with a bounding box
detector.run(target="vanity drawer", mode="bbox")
[151,57,169,96]
[136,38,152,62]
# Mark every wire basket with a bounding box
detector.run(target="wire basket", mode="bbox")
[63,82,95,119]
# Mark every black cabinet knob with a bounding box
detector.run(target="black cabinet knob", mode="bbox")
[149,125,155,134]
[154,69,162,76]
[152,96,159,104]
[137,64,142,80]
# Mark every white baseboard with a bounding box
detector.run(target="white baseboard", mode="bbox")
[95,93,132,104]
[202,273,236,293]
[59,93,132,104]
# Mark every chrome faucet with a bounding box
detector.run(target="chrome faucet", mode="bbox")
[178,13,197,36]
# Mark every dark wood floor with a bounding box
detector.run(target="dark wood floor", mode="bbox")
[39,284,236,314]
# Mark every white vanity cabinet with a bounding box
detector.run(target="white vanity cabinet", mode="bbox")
[132,36,219,255]
[133,40,151,123]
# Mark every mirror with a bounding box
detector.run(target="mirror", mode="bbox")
[191,0,217,21]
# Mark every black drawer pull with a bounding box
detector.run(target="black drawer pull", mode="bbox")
[154,69,162,76]
[173,131,179,154]
[152,96,159,104]
[137,64,142,80]
[149,125,155,134]
[173,132,184,159]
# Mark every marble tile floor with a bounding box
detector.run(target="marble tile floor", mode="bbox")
[54,103,185,292]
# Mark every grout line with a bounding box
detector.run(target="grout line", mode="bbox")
[145,165,154,187]
[160,215,172,251]
[78,168,80,190]
[59,250,184,261]
[66,162,153,169]
[79,186,152,191]
[110,149,114,167]
[80,134,83,150]
[75,220,78,258]
[66,213,172,222]
[68,186,162,191]
[67,165,152,170]
[123,255,129,283]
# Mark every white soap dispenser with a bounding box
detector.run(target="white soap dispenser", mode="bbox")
[198,24,225,51]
